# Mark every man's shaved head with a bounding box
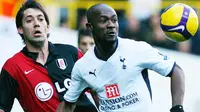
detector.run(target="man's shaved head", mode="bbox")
[87,3,116,23]
[86,3,119,49]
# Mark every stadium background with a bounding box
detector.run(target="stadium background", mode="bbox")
[1,0,200,28]
[0,0,200,112]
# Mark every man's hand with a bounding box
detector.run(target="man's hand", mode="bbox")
[170,105,184,112]
[56,101,76,112]
[56,101,65,112]
[0,109,4,112]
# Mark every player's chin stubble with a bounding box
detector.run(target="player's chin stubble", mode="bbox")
[28,39,45,48]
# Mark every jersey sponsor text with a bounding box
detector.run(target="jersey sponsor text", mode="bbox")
[100,92,139,111]
[55,78,71,93]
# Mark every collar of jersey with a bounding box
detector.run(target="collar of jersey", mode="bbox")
[21,42,59,61]
[94,38,119,61]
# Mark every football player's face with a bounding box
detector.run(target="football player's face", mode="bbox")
[91,7,119,43]
[18,8,49,47]
[79,36,94,54]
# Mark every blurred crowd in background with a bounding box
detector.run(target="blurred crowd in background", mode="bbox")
[0,0,200,55]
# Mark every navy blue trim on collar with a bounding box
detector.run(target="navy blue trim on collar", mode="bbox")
[94,38,118,61]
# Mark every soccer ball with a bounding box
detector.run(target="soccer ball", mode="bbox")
[160,3,199,42]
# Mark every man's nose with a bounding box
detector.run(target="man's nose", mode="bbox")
[107,20,115,28]
[34,20,40,28]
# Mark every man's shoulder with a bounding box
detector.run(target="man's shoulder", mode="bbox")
[10,51,24,61]
[53,43,78,52]
[74,48,94,67]
[52,43,82,60]
[118,37,138,46]
[3,51,24,67]
[118,37,151,48]
[118,38,156,56]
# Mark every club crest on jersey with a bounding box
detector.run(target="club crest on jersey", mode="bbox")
[56,58,67,70]
[120,56,127,69]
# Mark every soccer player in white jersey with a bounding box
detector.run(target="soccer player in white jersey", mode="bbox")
[56,3,185,112]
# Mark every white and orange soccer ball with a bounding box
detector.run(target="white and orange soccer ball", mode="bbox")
[160,3,199,42]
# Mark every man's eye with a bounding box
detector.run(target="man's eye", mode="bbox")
[112,19,117,23]
[81,43,87,46]
[26,20,32,23]
[90,43,94,46]
[39,18,44,22]
[100,19,106,23]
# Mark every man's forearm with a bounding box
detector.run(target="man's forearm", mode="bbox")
[171,65,185,106]
[56,101,76,112]
[90,90,99,108]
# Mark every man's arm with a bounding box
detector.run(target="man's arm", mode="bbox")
[90,90,99,108]
[56,101,76,112]
[170,64,185,111]
[0,69,17,112]
[57,62,88,112]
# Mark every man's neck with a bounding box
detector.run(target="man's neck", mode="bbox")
[26,41,49,65]
[95,38,118,61]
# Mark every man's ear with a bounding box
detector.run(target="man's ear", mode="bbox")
[17,27,23,35]
[86,23,93,31]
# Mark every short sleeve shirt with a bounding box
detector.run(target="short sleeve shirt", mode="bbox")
[64,37,175,112]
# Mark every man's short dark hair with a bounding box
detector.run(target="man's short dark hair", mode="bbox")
[78,28,93,44]
[16,0,50,41]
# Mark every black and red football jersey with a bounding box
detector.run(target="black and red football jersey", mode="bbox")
[0,42,94,112]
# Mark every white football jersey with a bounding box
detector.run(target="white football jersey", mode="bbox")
[64,37,175,112]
